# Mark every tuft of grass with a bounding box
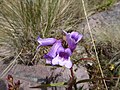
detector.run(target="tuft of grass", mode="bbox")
[94,24,120,51]
[0,0,84,63]
[92,24,120,89]
[0,0,117,63]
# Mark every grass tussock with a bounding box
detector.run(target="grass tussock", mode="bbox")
[91,24,120,89]
[0,0,83,62]
[0,0,117,58]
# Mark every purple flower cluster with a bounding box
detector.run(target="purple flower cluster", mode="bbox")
[37,30,83,68]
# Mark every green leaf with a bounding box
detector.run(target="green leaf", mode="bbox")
[30,82,67,88]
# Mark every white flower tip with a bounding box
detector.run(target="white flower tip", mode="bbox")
[46,60,52,64]
[59,59,65,66]
[52,55,60,65]
[65,60,72,68]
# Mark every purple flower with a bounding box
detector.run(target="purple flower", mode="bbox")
[63,30,83,52]
[44,40,62,64]
[37,36,56,49]
[52,46,72,68]
[36,30,82,68]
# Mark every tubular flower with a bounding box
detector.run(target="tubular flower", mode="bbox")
[63,30,83,52]
[37,36,56,49]
[44,40,62,64]
[37,30,82,68]
[52,46,72,68]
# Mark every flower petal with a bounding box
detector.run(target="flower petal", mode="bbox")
[62,30,83,52]
[57,47,71,59]
[58,58,66,66]
[57,46,64,54]
[66,34,76,52]
[58,57,72,68]
[64,58,72,68]
[44,54,53,64]
[70,32,83,44]
[62,30,76,50]
[65,48,72,56]
[45,40,62,59]
[71,32,79,41]
[62,30,83,43]
[46,59,52,64]
[52,55,60,65]
[76,34,83,43]
[37,36,56,46]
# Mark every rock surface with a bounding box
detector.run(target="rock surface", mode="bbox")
[0,64,89,90]
[77,2,120,41]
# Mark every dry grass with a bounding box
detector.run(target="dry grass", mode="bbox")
[0,0,117,58]
[0,0,84,57]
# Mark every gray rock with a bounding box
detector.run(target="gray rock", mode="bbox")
[6,64,89,90]
[0,79,7,90]
[77,2,120,40]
